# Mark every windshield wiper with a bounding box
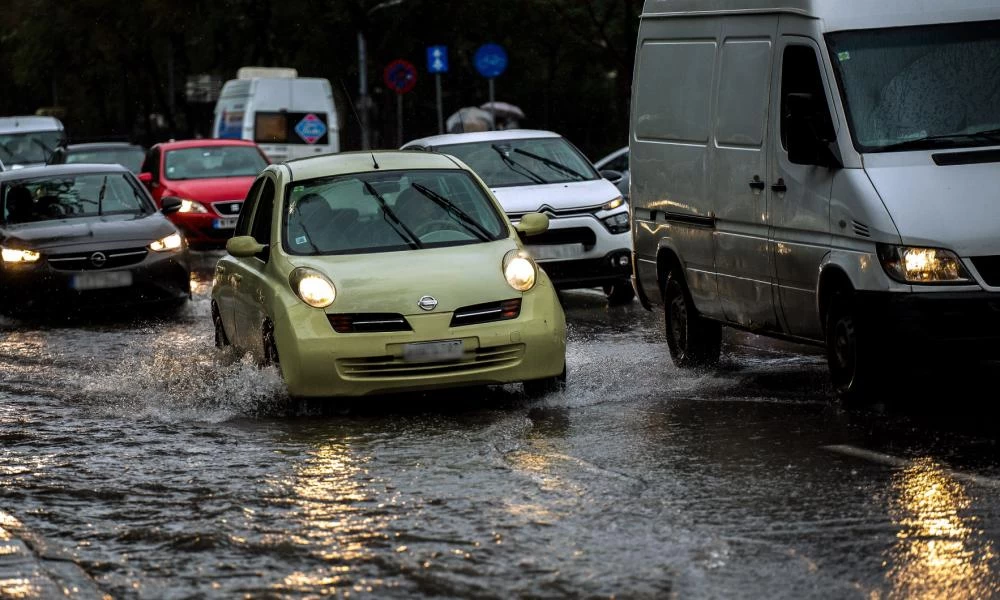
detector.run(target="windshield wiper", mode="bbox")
[410,183,492,242]
[876,130,1000,153]
[362,181,422,250]
[491,144,547,184]
[97,176,108,217]
[513,148,586,180]
[31,138,55,162]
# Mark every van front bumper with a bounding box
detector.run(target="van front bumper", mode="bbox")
[855,291,1000,355]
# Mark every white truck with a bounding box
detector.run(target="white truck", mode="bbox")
[212,67,340,163]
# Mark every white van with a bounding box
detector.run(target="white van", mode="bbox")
[213,67,339,163]
[0,116,65,169]
[630,0,1000,401]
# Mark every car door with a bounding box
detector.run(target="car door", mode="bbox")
[767,26,838,340]
[231,175,277,355]
[215,176,265,345]
[711,15,780,330]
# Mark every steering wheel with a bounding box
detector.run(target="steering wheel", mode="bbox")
[44,202,67,218]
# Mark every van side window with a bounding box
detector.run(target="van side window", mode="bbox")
[780,46,835,152]
[235,177,265,237]
[249,178,276,261]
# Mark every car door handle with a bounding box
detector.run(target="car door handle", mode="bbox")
[749,176,766,191]
[771,178,787,193]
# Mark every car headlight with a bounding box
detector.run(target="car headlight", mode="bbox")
[877,244,971,284]
[165,197,208,214]
[602,196,625,211]
[1,247,40,263]
[289,267,336,308]
[503,249,537,292]
[149,232,183,252]
[601,211,631,234]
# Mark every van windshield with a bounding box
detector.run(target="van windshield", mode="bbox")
[828,20,1000,153]
[0,131,63,166]
[433,137,599,188]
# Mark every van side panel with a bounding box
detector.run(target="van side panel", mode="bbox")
[631,17,723,316]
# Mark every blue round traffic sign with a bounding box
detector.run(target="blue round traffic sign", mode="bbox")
[474,43,508,79]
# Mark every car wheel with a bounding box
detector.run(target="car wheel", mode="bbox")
[603,278,636,306]
[663,270,721,367]
[211,302,229,348]
[826,291,876,406]
[262,321,280,367]
[523,365,567,398]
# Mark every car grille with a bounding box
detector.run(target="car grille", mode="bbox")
[212,201,244,216]
[971,256,1000,287]
[327,313,412,333]
[47,247,148,271]
[450,299,521,327]
[523,227,597,248]
[336,344,524,379]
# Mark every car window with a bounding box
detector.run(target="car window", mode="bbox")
[435,137,599,188]
[235,177,266,237]
[283,169,508,256]
[2,172,152,224]
[249,178,275,262]
[164,146,267,180]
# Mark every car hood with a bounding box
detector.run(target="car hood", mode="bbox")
[865,151,1000,256]
[166,177,255,202]
[287,239,527,315]
[489,178,621,215]
[2,214,177,251]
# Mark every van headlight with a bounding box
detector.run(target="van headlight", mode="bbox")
[503,249,537,292]
[289,267,336,308]
[1,247,40,263]
[877,244,971,284]
[149,233,183,252]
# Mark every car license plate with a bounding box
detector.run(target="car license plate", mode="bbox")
[213,217,238,229]
[71,271,133,291]
[526,243,584,262]
[402,340,464,363]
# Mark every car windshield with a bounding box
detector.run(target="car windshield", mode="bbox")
[284,169,508,256]
[0,131,63,165]
[164,146,266,180]
[435,137,599,187]
[66,147,145,173]
[1,172,152,225]
[828,20,1000,153]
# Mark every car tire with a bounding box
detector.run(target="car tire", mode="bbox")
[211,302,229,348]
[663,270,721,367]
[826,291,877,406]
[603,278,636,306]
[262,321,280,368]
[523,365,567,398]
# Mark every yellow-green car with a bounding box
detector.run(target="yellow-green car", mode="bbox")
[211,151,566,398]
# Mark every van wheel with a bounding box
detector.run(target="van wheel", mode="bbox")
[262,321,280,368]
[663,271,721,367]
[212,302,229,349]
[603,279,636,306]
[826,292,877,406]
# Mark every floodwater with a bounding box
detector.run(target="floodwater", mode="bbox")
[1,252,999,599]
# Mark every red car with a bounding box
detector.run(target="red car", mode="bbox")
[138,139,269,248]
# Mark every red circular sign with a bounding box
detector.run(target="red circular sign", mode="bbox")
[383,59,418,94]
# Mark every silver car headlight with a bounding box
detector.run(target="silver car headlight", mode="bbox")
[877,244,971,284]
[289,267,336,308]
[503,249,537,292]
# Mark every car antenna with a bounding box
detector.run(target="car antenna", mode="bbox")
[339,78,379,169]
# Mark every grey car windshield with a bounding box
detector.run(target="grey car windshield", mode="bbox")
[0,131,63,165]
[284,169,508,255]
[2,173,152,225]
[828,20,1000,152]
[436,137,599,187]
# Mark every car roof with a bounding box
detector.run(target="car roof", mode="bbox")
[402,129,563,149]
[0,163,129,183]
[66,142,144,151]
[282,150,465,182]
[155,139,260,150]
[0,116,63,134]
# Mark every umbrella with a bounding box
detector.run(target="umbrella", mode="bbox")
[446,107,494,133]
[479,101,525,120]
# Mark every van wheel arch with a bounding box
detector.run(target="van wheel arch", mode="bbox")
[656,248,683,299]
[818,267,854,336]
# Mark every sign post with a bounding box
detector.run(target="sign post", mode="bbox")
[383,59,418,147]
[427,45,449,134]
[474,44,508,130]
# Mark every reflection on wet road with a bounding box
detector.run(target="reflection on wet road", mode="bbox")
[0,251,998,598]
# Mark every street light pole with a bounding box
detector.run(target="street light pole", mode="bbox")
[357,0,405,150]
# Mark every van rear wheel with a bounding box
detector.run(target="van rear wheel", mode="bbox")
[663,271,721,367]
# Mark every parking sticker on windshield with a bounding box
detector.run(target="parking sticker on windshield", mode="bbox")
[295,235,309,245]
[837,51,850,62]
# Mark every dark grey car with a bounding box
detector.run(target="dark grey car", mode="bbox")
[0,164,190,316]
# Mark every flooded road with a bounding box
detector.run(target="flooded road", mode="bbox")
[2,252,1000,599]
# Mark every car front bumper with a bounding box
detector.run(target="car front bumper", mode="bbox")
[272,288,567,398]
[169,212,238,248]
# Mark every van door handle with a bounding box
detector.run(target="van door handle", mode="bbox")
[749,176,766,191]
[771,178,787,193]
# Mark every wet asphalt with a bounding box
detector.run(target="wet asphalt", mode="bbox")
[1,251,999,599]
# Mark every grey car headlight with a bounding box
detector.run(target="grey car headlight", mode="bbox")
[876,244,971,284]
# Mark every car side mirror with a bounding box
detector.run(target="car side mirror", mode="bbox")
[515,212,549,237]
[600,169,624,185]
[226,235,266,257]
[138,172,154,187]
[160,197,182,215]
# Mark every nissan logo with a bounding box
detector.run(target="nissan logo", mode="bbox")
[90,252,107,268]
[417,295,438,311]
